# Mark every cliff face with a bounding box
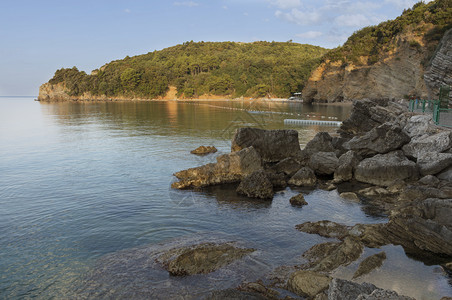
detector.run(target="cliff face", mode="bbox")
[302,33,432,103]
[424,28,452,97]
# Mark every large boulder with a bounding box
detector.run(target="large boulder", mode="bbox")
[334,150,361,183]
[416,152,452,176]
[236,170,274,199]
[403,115,436,138]
[287,270,332,298]
[385,198,452,256]
[288,167,317,187]
[308,152,339,176]
[231,128,301,162]
[339,100,397,137]
[172,147,262,189]
[301,132,335,157]
[346,123,410,157]
[157,243,255,276]
[402,131,452,159]
[355,151,418,186]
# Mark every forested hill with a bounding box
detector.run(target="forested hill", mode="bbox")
[41,41,328,100]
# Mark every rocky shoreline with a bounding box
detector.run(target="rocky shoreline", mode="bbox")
[169,98,452,299]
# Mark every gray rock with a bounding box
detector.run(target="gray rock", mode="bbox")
[355,151,419,186]
[332,136,350,157]
[172,147,262,189]
[288,167,317,187]
[190,145,218,155]
[402,131,452,159]
[231,128,301,162]
[340,192,360,202]
[264,170,288,189]
[287,270,332,298]
[158,243,255,276]
[418,175,440,187]
[334,150,361,183]
[309,152,339,175]
[237,170,274,199]
[302,132,335,156]
[328,278,377,300]
[417,152,452,176]
[438,166,452,181]
[403,115,435,138]
[272,157,302,177]
[290,193,308,206]
[346,123,410,157]
[385,198,452,256]
[352,252,387,279]
[356,289,415,300]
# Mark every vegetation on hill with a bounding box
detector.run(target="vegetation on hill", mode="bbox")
[48,41,327,99]
[324,0,452,65]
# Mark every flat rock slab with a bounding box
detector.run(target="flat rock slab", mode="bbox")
[158,242,255,276]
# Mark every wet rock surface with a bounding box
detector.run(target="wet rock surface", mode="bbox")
[236,170,274,199]
[158,242,255,276]
[328,279,414,300]
[191,145,218,155]
[289,193,308,206]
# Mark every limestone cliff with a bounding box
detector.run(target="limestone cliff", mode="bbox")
[302,32,435,103]
[424,28,452,97]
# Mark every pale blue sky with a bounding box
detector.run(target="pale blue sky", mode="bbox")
[0,0,425,95]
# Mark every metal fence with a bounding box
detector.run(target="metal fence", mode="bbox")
[408,85,452,128]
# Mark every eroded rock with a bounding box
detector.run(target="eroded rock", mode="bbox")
[416,152,452,176]
[190,146,218,155]
[236,170,274,199]
[309,152,339,176]
[288,167,317,187]
[402,131,452,159]
[334,150,361,183]
[355,151,418,186]
[172,147,262,189]
[290,193,308,206]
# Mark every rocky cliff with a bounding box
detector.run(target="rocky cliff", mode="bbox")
[424,28,452,97]
[302,33,431,102]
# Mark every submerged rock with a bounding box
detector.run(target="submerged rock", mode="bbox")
[288,167,317,187]
[296,220,351,240]
[340,192,360,202]
[289,193,308,206]
[355,151,418,186]
[236,170,274,199]
[352,252,387,279]
[158,242,255,276]
[287,270,332,298]
[231,127,301,162]
[172,146,262,189]
[191,146,218,155]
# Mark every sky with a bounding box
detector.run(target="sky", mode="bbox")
[0,0,428,96]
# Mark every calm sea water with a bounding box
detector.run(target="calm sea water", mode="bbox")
[0,97,450,299]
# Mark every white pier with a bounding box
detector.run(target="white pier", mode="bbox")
[284,119,342,127]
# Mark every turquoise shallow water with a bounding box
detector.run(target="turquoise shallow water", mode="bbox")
[0,97,450,299]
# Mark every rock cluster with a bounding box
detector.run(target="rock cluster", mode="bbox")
[171,98,452,299]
